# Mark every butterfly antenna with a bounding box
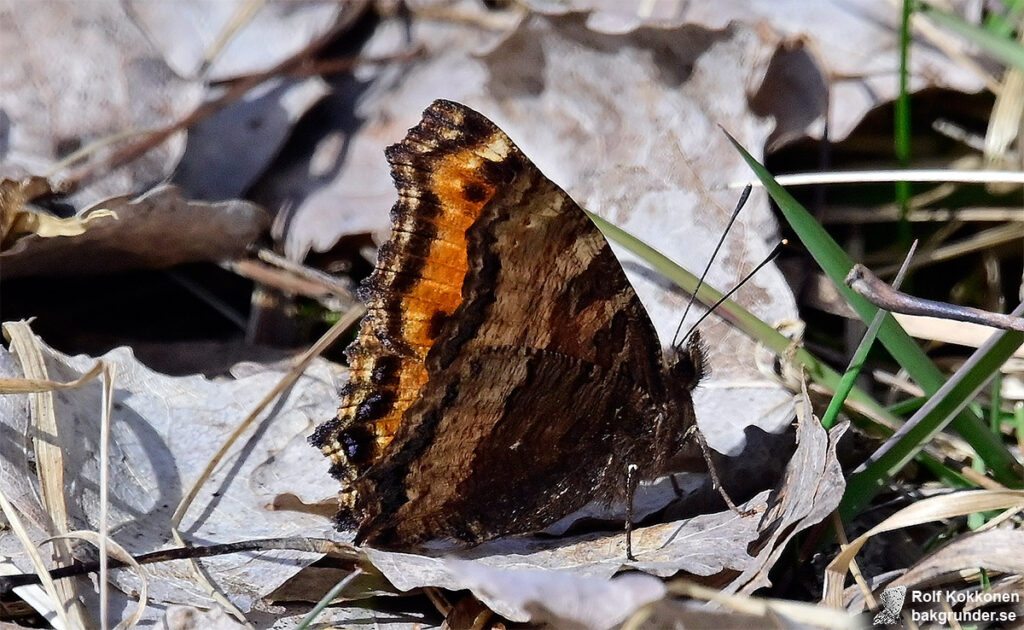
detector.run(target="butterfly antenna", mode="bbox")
[670,185,752,348]
[680,239,788,344]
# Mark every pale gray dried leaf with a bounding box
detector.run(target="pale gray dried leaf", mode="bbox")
[154,605,248,630]
[0,184,270,277]
[0,0,202,204]
[254,600,437,630]
[521,0,987,143]
[441,562,665,628]
[895,529,1024,586]
[281,11,797,453]
[728,389,848,594]
[348,390,844,626]
[0,328,341,624]
[124,0,368,80]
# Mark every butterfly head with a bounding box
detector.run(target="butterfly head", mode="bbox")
[666,330,708,392]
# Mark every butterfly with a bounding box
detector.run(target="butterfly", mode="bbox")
[311,100,706,547]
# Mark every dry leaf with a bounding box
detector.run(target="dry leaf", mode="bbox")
[845,529,1024,613]
[124,0,369,80]
[0,324,341,625]
[0,177,116,250]
[825,490,1024,606]
[154,605,249,630]
[0,184,270,277]
[0,0,203,203]
[522,0,987,142]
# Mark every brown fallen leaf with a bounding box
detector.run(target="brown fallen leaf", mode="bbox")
[0,184,269,277]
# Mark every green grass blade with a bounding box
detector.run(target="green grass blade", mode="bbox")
[725,132,1021,491]
[895,0,913,246]
[295,569,363,630]
[842,318,1024,518]
[590,211,977,492]
[821,245,916,430]
[589,211,888,422]
[921,3,1024,72]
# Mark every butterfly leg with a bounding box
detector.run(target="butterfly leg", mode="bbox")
[624,463,639,561]
[684,425,758,518]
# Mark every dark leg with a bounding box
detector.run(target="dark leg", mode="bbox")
[625,463,639,561]
[686,425,756,517]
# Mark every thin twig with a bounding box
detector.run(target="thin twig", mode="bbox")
[0,537,361,593]
[846,264,1024,332]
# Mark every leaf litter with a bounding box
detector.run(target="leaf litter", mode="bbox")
[0,320,845,627]
[0,0,1011,627]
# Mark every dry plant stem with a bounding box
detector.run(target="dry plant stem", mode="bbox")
[0,362,104,394]
[624,463,639,561]
[298,567,364,628]
[950,460,1007,490]
[873,223,1024,276]
[424,587,453,618]
[0,489,70,629]
[99,363,115,630]
[689,426,756,517]
[824,490,1024,606]
[904,0,1001,93]
[170,307,363,527]
[739,169,1024,189]
[822,206,1024,224]
[854,297,1024,477]
[3,322,89,629]
[655,580,861,629]
[830,512,876,611]
[0,538,360,593]
[257,248,355,296]
[201,0,267,73]
[227,249,358,307]
[846,264,1024,332]
[228,259,352,301]
[47,532,149,630]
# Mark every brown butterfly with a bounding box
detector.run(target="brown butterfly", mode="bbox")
[311,100,705,548]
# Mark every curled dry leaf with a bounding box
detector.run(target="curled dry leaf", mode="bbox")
[825,490,1024,607]
[0,184,270,278]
